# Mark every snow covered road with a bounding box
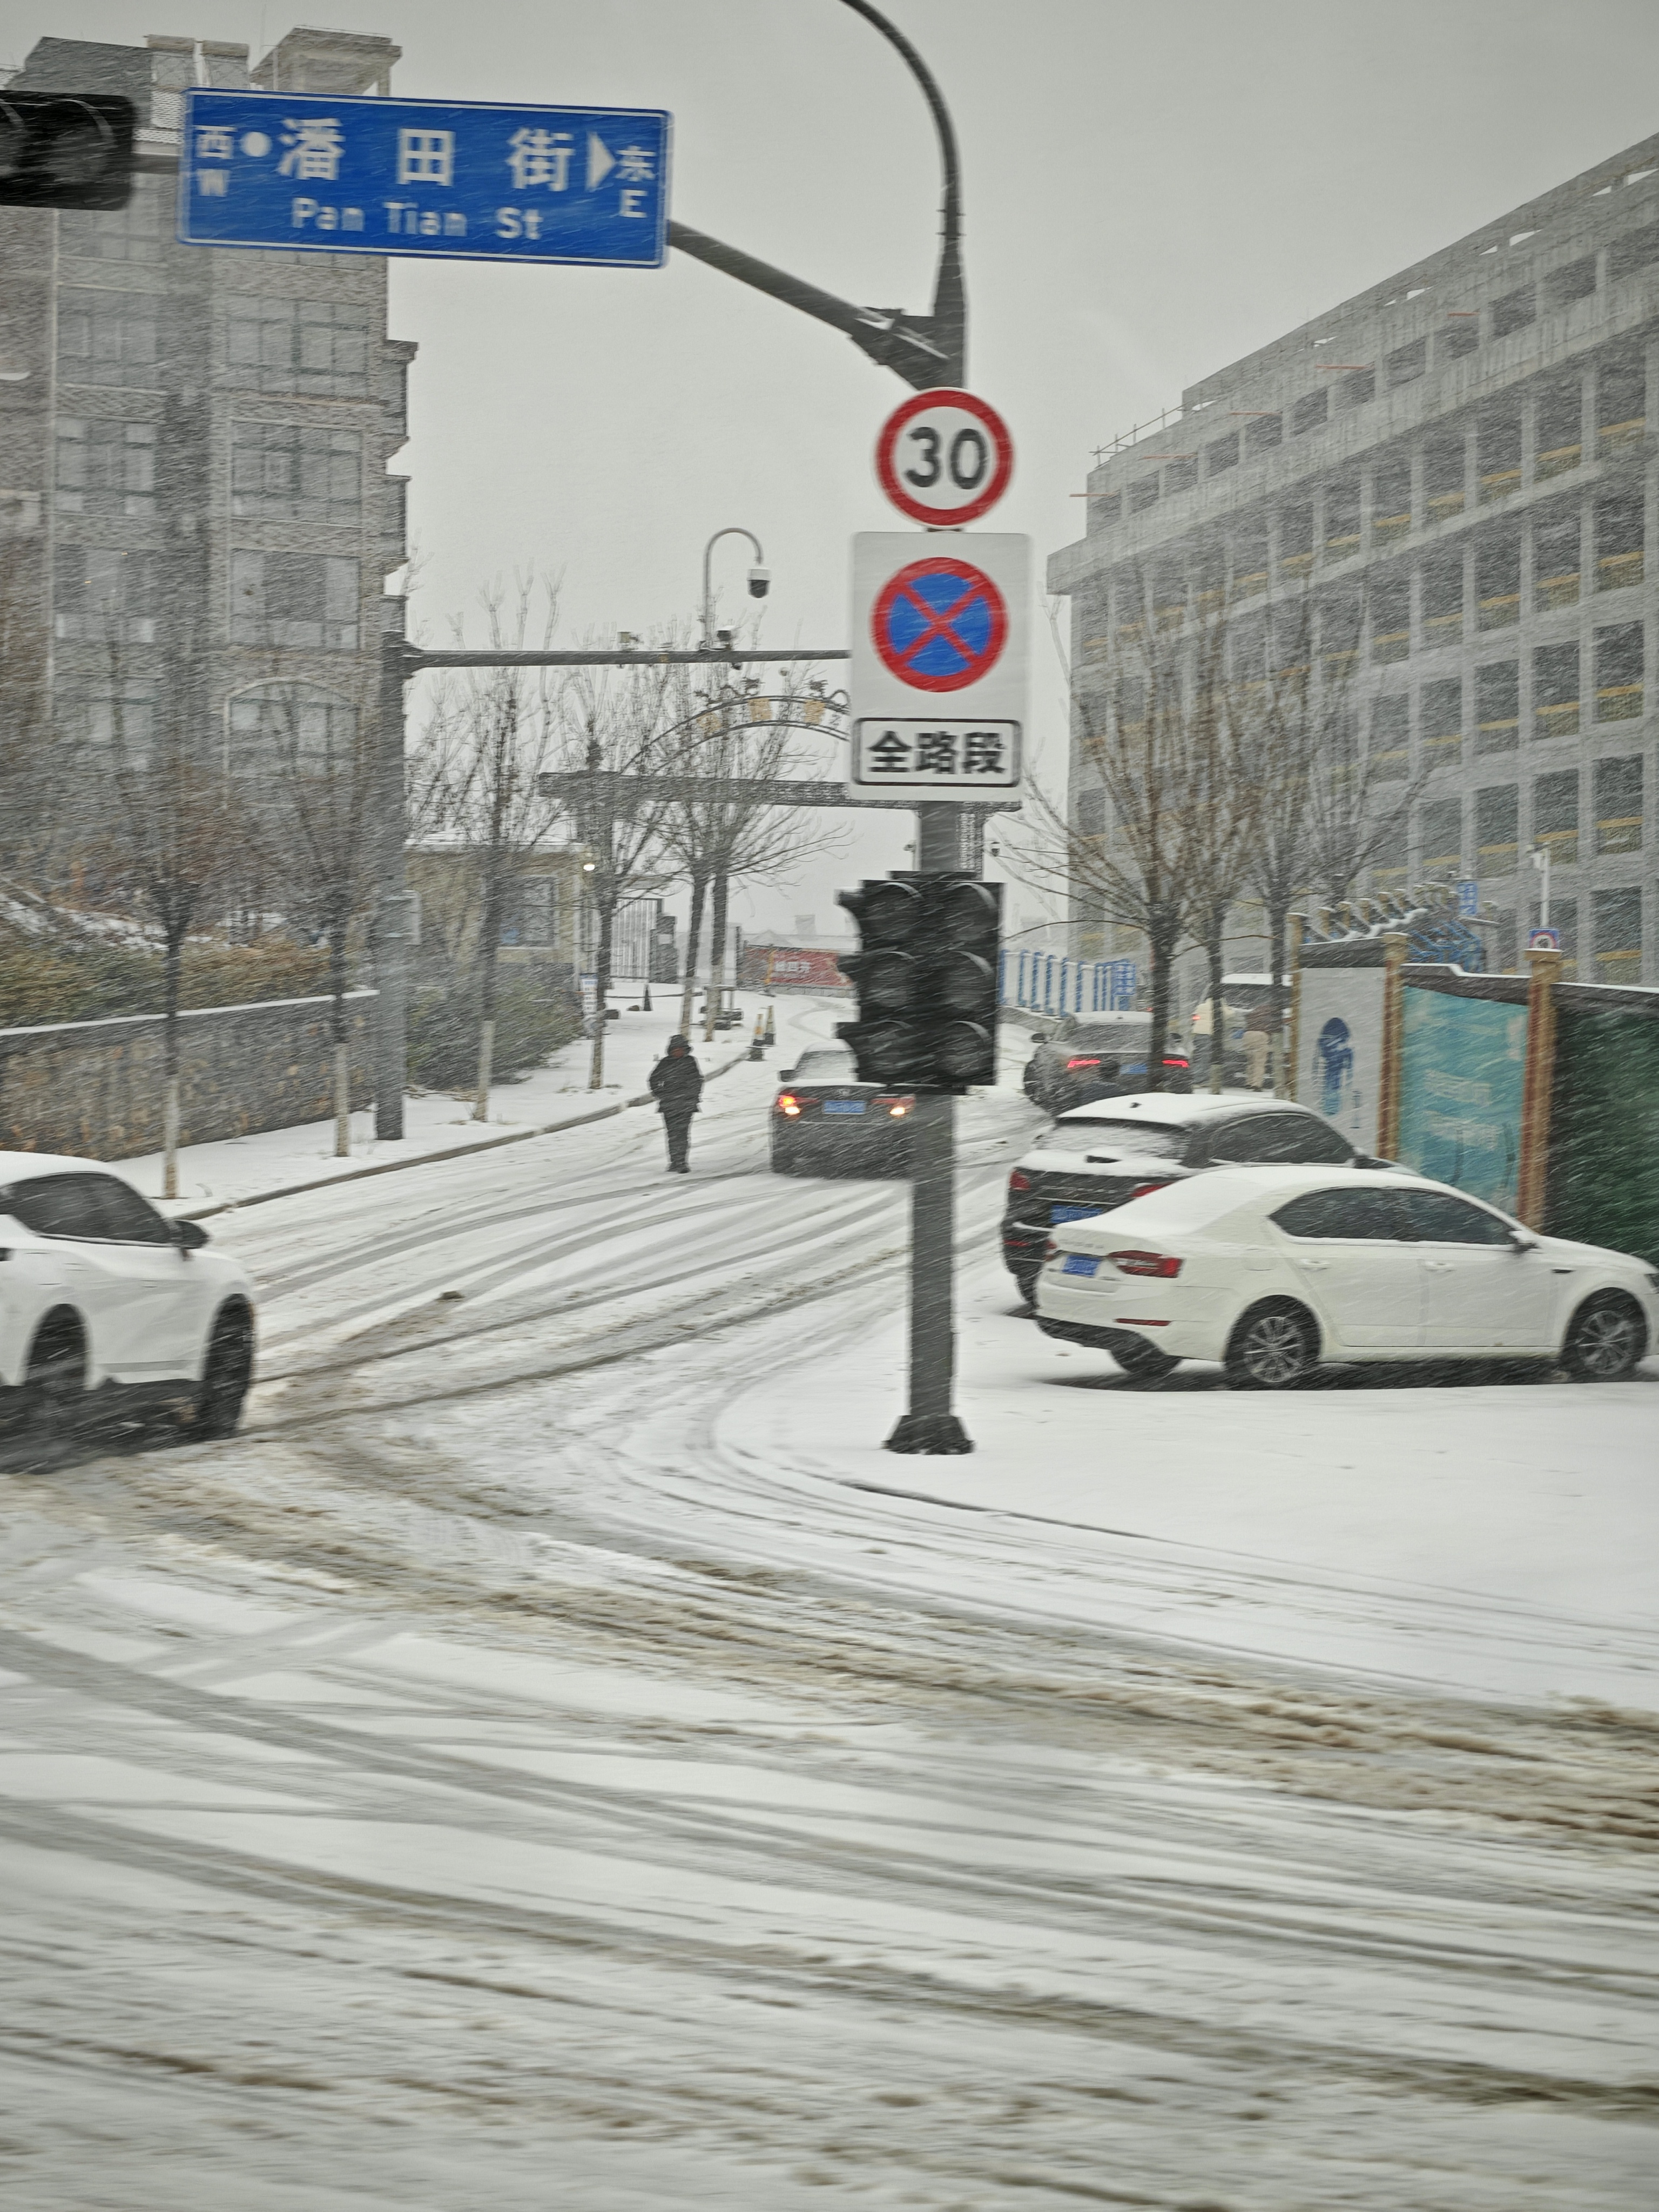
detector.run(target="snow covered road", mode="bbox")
[3,996,1656,2209]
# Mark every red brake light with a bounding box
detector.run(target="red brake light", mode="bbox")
[1107,1249,1183,1278]
[1127,1179,1170,1200]
[1008,1168,1031,1195]
[1065,1056,1102,1070]
[777,1093,801,1116]
[875,1094,915,1118]
[1043,1237,1057,1260]
[1161,1056,1189,1070]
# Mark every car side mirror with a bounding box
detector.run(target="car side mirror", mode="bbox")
[779,1064,796,1081]
[1508,1227,1540,1252]
[171,1218,209,1252]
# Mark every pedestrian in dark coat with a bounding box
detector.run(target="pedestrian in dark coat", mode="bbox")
[648,1035,703,1172]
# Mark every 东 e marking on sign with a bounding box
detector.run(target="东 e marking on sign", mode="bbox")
[874,388,1014,525]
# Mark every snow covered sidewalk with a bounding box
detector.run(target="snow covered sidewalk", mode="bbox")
[122,992,784,1216]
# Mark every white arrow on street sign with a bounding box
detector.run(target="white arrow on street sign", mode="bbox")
[874,388,1014,527]
[586,132,615,190]
[846,531,1029,801]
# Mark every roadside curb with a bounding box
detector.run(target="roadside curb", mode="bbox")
[181,1046,758,1220]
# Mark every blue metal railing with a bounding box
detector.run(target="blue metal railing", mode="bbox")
[998,948,1139,1015]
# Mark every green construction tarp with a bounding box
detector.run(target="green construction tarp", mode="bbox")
[1548,1008,1659,1269]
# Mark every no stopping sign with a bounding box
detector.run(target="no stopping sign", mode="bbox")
[874,388,1014,526]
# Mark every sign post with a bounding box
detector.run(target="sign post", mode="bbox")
[178,89,670,267]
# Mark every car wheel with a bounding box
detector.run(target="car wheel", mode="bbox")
[1109,1334,1179,1380]
[1225,1299,1319,1391]
[1560,1292,1648,1382]
[24,1314,87,1442]
[188,1305,254,1439]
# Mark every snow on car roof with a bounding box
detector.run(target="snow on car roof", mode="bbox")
[1052,1091,1301,1127]
[0,1150,119,1179]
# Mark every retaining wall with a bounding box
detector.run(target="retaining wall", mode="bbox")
[0,990,377,1160]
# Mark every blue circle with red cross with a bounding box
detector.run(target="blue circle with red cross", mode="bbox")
[871,556,1008,693]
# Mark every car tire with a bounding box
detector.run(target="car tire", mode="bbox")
[1225,1299,1320,1391]
[1560,1292,1648,1383]
[187,1305,254,1440]
[23,1314,87,1442]
[1108,1334,1179,1380]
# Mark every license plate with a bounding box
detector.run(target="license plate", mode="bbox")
[822,1100,866,1116]
[1061,1253,1100,1278]
[1052,1204,1101,1224]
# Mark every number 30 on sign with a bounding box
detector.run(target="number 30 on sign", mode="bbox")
[874,388,1014,526]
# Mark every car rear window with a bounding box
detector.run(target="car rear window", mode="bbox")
[1035,1119,1188,1159]
[792,1051,857,1082]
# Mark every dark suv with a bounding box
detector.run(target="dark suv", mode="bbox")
[1001,1092,1367,1304]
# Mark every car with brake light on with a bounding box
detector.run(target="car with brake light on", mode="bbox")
[1021,1014,1190,1113]
[770,1047,915,1176]
[0,1152,256,1441]
[1002,1091,1372,1306]
[1035,1163,1658,1387]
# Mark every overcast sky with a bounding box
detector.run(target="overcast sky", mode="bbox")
[11,0,1659,948]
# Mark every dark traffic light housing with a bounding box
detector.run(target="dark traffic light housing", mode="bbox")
[836,872,1002,1091]
[0,93,136,211]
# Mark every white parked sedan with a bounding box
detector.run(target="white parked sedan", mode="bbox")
[0,1153,255,1440]
[1035,1164,1658,1387]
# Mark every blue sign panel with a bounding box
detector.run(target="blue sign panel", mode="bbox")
[178,90,670,267]
[1106,958,1137,1009]
[1455,879,1479,918]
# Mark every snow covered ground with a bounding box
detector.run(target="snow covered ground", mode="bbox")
[2,992,1655,2209]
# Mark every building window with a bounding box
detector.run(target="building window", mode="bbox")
[1595,622,1643,720]
[1164,458,1197,493]
[1533,511,1580,609]
[1338,367,1374,409]
[57,176,163,264]
[56,290,160,387]
[1594,755,1644,855]
[1592,888,1643,979]
[1292,389,1328,436]
[1477,407,1521,502]
[1475,783,1519,874]
[1491,286,1535,340]
[225,296,371,395]
[54,419,157,517]
[1206,432,1239,475]
[1232,520,1269,594]
[500,876,558,948]
[1594,493,1644,593]
[1544,256,1596,309]
[1533,642,1579,740]
[1129,473,1158,513]
[1419,798,1463,876]
[1476,660,1519,753]
[1372,461,1411,543]
[1421,549,1463,646]
[52,545,159,643]
[1439,320,1480,362]
[1278,505,1313,577]
[1421,676,1462,766]
[1608,223,1659,284]
[1244,414,1282,453]
[1596,348,1645,453]
[227,682,359,776]
[231,552,360,649]
[1370,817,1408,886]
[1371,572,1410,664]
[1323,479,1360,558]
[1088,490,1121,528]
[1535,379,1583,479]
[1369,694,1411,780]
[1321,586,1362,673]
[1533,770,1579,867]
[60,686,157,768]
[1476,533,1521,630]
[231,423,362,524]
[1386,338,1426,387]
[1424,434,1466,522]
[1151,560,1185,629]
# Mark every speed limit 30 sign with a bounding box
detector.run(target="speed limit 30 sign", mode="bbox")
[875,388,1013,527]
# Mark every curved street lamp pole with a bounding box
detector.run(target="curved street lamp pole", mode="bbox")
[699,526,766,650]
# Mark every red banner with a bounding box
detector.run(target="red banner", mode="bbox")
[738,945,849,991]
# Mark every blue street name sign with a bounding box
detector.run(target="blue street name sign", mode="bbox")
[1455,879,1479,917]
[178,89,670,267]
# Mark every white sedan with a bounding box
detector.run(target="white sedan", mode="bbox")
[1035,1164,1658,1387]
[0,1152,256,1440]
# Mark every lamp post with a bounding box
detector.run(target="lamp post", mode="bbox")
[699,527,770,650]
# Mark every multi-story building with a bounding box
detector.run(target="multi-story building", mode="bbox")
[1049,130,1659,999]
[0,27,411,854]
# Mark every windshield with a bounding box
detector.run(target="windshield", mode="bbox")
[792,1050,857,1083]
[1034,1119,1188,1160]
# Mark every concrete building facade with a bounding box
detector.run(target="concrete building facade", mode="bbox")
[0,28,412,840]
[1049,130,1659,1002]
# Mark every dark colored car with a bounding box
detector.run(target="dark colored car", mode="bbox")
[1021,1014,1190,1114]
[770,1047,915,1177]
[1001,1092,1372,1304]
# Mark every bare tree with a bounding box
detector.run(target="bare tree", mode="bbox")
[419,576,563,1121]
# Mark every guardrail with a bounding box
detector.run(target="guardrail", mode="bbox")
[997,948,1138,1017]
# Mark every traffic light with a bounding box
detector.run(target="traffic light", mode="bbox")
[836,872,1002,1091]
[0,94,136,211]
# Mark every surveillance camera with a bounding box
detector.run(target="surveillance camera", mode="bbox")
[747,565,771,600]
[716,625,734,646]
